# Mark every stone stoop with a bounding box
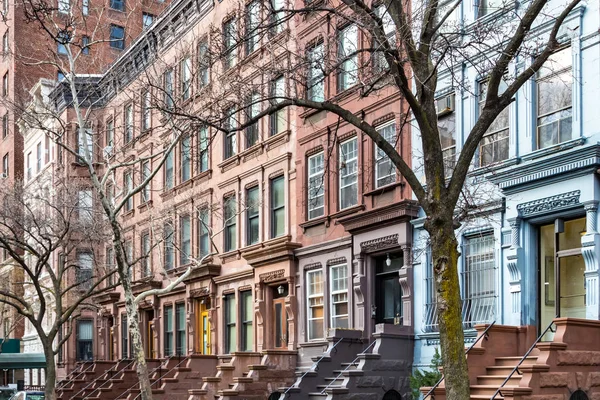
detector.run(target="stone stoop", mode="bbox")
[88,360,159,400]
[277,329,368,400]
[188,352,263,400]
[148,354,218,400]
[55,360,118,400]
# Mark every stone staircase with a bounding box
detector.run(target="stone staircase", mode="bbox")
[55,360,120,400]
[421,318,600,400]
[281,325,414,400]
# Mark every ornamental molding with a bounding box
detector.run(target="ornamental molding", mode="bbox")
[259,269,285,282]
[190,287,209,298]
[516,190,581,217]
[326,257,347,266]
[360,234,399,253]
[303,262,322,271]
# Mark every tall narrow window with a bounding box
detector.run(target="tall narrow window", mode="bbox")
[270,0,284,35]
[245,1,260,55]
[164,305,173,356]
[164,149,174,189]
[175,303,186,355]
[307,43,324,102]
[164,223,174,270]
[246,186,259,245]
[26,152,31,180]
[374,122,396,188]
[462,234,497,328]
[141,160,151,202]
[224,293,236,353]
[36,142,42,172]
[2,72,7,97]
[373,5,396,71]
[105,119,114,149]
[109,25,125,49]
[141,232,151,277]
[330,264,348,328]
[81,36,90,55]
[306,269,324,340]
[77,128,93,162]
[307,152,324,219]
[245,93,260,147]
[77,190,93,222]
[337,24,358,92]
[164,69,174,110]
[57,30,70,55]
[437,94,456,175]
[198,126,209,172]
[58,0,69,13]
[271,176,285,238]
[180,136,191,182]
[198,207,209,257]
[124,104,133,143]
[180,57,192,101]
[479,81,509,166]
[223,19,237,70]
[537,48,572,149]
[2,31,7,55]
[142,90,151,131]
[2,153,8,178]
[224,108,237,159]
[82,0,89,15]
[269,77,285,136]
[76,320,93,361]
[124,171,133,211]
[76,251,93,290]
[198,40,209,87]
[180,215,191,266]
[339,137,358,210]
[2,113,8,139]
[224,195,237,252]
[240,291,253,351]
[121,314,129,358]
[106,247,115,286]
[423,247,438,332]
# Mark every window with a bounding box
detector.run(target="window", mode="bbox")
[105,119,114,148]
[164,69,174,110]
[330,264,348,328]
[181,135,191,182]
[198,126,209,172]
[141,232,151,277]
[271,176,285,238]
[125,240,133,280]
[306,269,324,340]
[462,234,497,328]
[142,90,151,131]
[76,320,93,361]
[57,326,64,363]
[2,153,8,178]
[270,0,284,35]
[124,104,133,143]
[124,171,133,211]
[307,43,324,102]
[240,291,253,351]
[307,153,324,219]
[164,305,173,356]
[164,223,174,270]
[175,303,186,355]
[77,127,93,162]
[110,0,124,11]
[82,0,88,15]
[26,152,31,180]
[437,94,456,175]
[105,247,115,286]
[180,215,191,266]
[224,108,237,159]
[224,195,236,252]
[246,186,259,245]
[82,35,90,55]
[198,207,209,258]
[180,57,192,101]
[141,160,151,202]
[198,40,209,87]
[109,25,125,50]
[270,77,285,136]
[224,293,236,353]
[2,72,7,97]
[58,0,69,13]
[57,30,69,55]
[76,251,93,289]
[142,12,154,29]
[245,1,260,55]
[121,314,129,358]
[478,81,509,166]
[337,24,358,92]
[164,149,174,189]
[374,122,396,188]
[537,48,572,149]
[2,113,7,138]
[479,0,502,16]
[2,31,8,55]
[245,93,260,147]
[223,19,237,70]
[36,142,42,172]
[77,190,93,222]
[373,5,396,71]
[339,137,358,210]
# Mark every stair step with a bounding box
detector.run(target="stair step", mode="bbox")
[471,385,518,396]
[233,376,254,383]
[248,364,268,370]
[494,356,537,367]
[486,366,517,375]
[477,375,521,386]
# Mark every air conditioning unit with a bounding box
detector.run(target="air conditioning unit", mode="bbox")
[436,94,455,116]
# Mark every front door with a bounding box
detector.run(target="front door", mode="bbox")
[145,310,155,358]
[539,217,586,340]
[196,298,211,354]
[375,254,403,324]
[108,317,114,360]
[273,297,288,349]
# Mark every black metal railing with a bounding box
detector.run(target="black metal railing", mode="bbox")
[132,354,187,400]
[490,319,556,400]
[319,339,377,394]
[72,359,135,400]
[57,362,94,390]
[422,321,496,400]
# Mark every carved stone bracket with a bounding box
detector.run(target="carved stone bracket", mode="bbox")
[506,248,522,317]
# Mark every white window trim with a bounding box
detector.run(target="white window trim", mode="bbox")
[374,121,396,188]
[338,137,358,210]
[329,264,348,329]
[307,152,325,219]
[306,269,324,341]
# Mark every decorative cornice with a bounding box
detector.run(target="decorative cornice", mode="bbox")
[182,263,221,284]
[131,279,163,296]
[338,200,420,233]
[516,190,581,218]
[326,257,347,266]
[93,292,121,305]
[241,236,301,268]
[189,287,210,298]
[259,269,285,282]
[360,234,399,253]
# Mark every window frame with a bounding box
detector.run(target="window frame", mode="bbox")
[124,103,134,143]
[246,186,260,246]
[374,121,396,188]
[307,152,325,220]
[198,207,210,258]
[198,126,209,173]
[175,303,186,355]
[224,108,237,159]
[163,222,175,270]
[76,319,93,361]
[110,0,124,12]
[269,76,285,136]
[306,269,324,341]
[141,160,151,202]
[180,135,192,182]
[141,231,151,277]
[164,148,174,190]
[142,90,151,131]
[240,290,253,351]
[306,43,325,102]
[245,1,260,55]
[478,80,509,167]
[224,293,236,353]
[124,170,133,211]
[109,25,125,50]
[179,214,191,267]
[180,56,192,101]
[270,175,285,238]
[224,195,237,252]
[329,264,348,329]
[338,137,358,210]
[164,305,174,356]
[223,18,237,70]
[336,24,358,92]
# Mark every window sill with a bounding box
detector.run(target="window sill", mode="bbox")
[219,249,240,263]
[122,209,135,219]
[192,169,212,183]
[331,204,365,221]
[469,157,519,177]
[264,129,291,150]
[330,84,361,104]
[174,178,193,194]
[299,216,328,231]
[218,154,240,173]
[363,181,403,196]
[521,137,585,162]
[138,130,151,142]
[137,200,153,210]
[160,188,176,200]
[299,107,325,120]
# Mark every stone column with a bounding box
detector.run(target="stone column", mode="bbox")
[399,245,413,327]
[352,255,366,333]
[582,201,600,319]
[506,217,523,323]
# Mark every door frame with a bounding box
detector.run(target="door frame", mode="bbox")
[272,296,288,350]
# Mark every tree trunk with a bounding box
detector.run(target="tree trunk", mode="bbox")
[43,341,58,400]
[428,218,470,400]
[124,288,154,400]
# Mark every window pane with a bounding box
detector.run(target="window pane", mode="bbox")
[307,152,324,219]
[339,138,358,209]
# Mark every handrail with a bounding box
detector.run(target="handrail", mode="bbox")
[490,319,556,400]
[73,359,136,400]
[113,355,179,400]
[282,337,345,397]
[57,362,95,390]
[422,321,497,400]
[319,339,377,394]
[132,354,189,399]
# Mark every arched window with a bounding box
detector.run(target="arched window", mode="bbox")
[570,390,589,400]
[382,389,403,400]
